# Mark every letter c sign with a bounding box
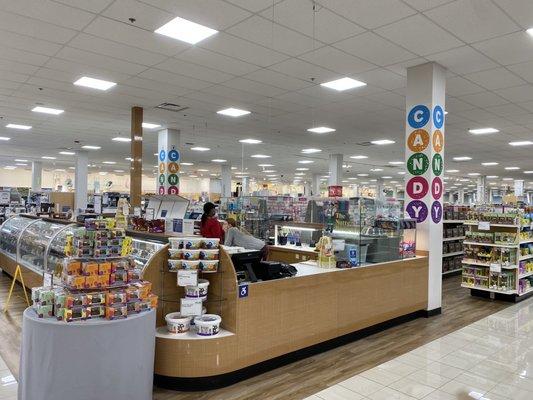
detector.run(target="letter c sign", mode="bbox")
[408,105,430,129]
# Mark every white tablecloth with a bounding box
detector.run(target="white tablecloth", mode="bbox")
[18,308,156,400]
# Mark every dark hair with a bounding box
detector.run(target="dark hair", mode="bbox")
[201,202,216,226]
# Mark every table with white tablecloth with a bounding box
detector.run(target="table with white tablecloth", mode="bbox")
[18,307,156,400]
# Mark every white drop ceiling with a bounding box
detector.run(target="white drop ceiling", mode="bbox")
[0,0,533,190]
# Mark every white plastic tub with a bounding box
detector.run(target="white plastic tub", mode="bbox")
[183,237,203,249]
[168,237,183,250]
[165,312,192,334]
[194,314,221,336]
[185,279,209,300]
[182,250,202,260]
[199,249,219,260]
[203,238,220,250]
[190,306,207,326]
[180,260,201,270]
[168,259,182,272]
[168,249,181,260]
[200,260,219,272]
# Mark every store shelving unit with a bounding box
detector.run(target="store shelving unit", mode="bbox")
[461,208,533,302]
[442,206,468,276]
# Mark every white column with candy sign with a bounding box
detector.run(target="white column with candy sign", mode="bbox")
[404,62,446,313]
[157,129,181,196]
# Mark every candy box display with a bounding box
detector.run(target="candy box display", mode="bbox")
[105,305,127,320]
[86,292,106,306]
[63,260,81,276]
[34,304,54,318]
[86,306,105,319]
[64,307,87,322]
[127,301,141,314]
[65,294,88,308]
[82,261,99,276]
[106,291,127,306]
[63,275,85,290]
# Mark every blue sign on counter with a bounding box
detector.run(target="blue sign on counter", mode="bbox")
[239,284,248,298]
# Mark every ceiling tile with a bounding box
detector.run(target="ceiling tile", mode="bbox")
[268,58,338,82]
[0,45,50,66]
[385,57,428,76]
[175,47,259,76]
[0,29,62,57]
[222,77,287,97]
[52,0,113,13]
[402,0,453,11]
[0,10,77,44]
[299,46,376,75]
[495,85,533,103]
[200,32,288,67]
[102,0,176,31]
[123,76,192,97]
[485,103,529,117]
[0,59,39,75]
[154,57,235,83]
[0,0,95,30]
[473,32,533,65]
[138,68,213,91]
[226,16,316,56]
[334,32,416,66]
[425,46,498,75]
[375,14,464,56]
[243,69,313,91]
[224,0,279,12]
[260,0,365,44]
[356,69,406,90]
[139,0,251,30]
[446,76,485,97]
[494,0,533,29]
[424,0,519,43]
[43,59,133,84]
[459,91,509,108]
[319,0,416,29]
[464,68,525,90]
[507,61,533,84]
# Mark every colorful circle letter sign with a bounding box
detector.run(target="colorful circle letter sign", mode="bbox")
[168,174,179,186]
[432,130,444,153]
[431,201,443,223]
[168,162,179,174]
[168,149,180,162]
[406,200,428,223]
[407,129,430,152]
[433,105,444,129]
[431,177,443,200]
[158,186,165,195]
[168,186,179,195]
[158,174,165,185]
[159,150,166,162]
[406,176,429,200]
[407,153,429,176]
[432,153,443,176]
[408,105,430,129]
[159,163,165,174]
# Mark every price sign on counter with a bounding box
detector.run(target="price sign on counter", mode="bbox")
[478,221,491,231]
[177,270,198,287]
[43,273,53,287]
[180,298,203,316]
[490,263,502,273]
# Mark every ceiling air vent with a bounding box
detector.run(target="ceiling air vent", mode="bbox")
[155,103,189,113]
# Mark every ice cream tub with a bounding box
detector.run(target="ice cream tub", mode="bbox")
[168,249,182,260]
[182,250,201,260]
[181,260,201,270]
[199,249,219,260]
[190,307,207,326]
[203,238,220,250]
[184,237,203,249]
[194,314,221,336]
[167,260,182,272]
[200,260,219,273]
[168,237,183,249]
[185,279,209,300]
[165,312,192,334]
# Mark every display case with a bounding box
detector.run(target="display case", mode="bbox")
[0,215,36,258]
[131,238,165,272]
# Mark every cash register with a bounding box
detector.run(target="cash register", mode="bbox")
[231,251,297,283]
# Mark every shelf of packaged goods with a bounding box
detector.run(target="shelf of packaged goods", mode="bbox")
[519,271,533,279]
[442,268,462,275]
[443,236,466,242]
[443,220,464,224]
[461,260,517,269]
[518,287,533,296]
[442,251,463,258]
[519,239,533,245]
[463,241,518,248]
[463,221,520,228]
[460,284,517,295]
[519,254,533,261]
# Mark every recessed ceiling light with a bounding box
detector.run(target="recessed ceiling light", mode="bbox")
[301,148,322,154]
[381,176,392,179]
[74,76,116,91]
[82,145,101,150]
[370,179,377,182]
[142,122,161,129]
[112,137,131,142]
[397,171,406,175]
[349,155,368,160]
[181,162,194,166]
[307,126,336,134]
[295,172,306,176]
[14,159,27,162]
[469,128,499,134]
[389,161,404,165]
[357,173,369,177]
[453,156,472,161]
[527,28,533,37]
[59,151,75,155]
[211,159,227,163]
[15,163,27,166]
[503,177,513,181]
[447,169,459,173]
[191,147,210,151]
[370,168,383,172]
[155,16,218,44]
[239,138,262,144]
[103,161,116,165]
[371,139,395,145]
[197,169,209,172]
[4,166,16,170]
[99,171,107,176]
[6,124,31,130]
[263,170,276,173]
[348,177,357,180]
[32,106,64,115]
[0,137,11,141]
[481,162,498,166]
[487,175,499,178]
[320,77,366,91]
[217,108,250,117]
[125,157,133,161]
[468,173,480,176]
[41,156,56,160]
[509,141,533,146]
[114,169,125,173]
[251,154,270,158]
[505,166,520,170]
[266,174,277,177]
[54,168,66,172]
[298,160,314,164]
[258,164,274,167]
[296,168,309,171]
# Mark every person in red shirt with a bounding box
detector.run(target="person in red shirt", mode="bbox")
[200,202,224,241]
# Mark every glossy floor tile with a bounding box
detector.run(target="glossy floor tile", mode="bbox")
[307,297,533,400]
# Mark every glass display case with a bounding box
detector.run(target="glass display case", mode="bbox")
[0,215,38,258]
[46,224,77,276]
[131,239,165,272]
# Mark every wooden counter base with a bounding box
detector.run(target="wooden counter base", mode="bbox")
[153,252,429,390]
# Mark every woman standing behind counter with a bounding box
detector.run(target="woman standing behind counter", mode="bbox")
[200,202,224,241]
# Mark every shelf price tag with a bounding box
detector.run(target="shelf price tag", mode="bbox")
[490,263,502,273]
[177,270,198,287]
[478,221,491,231]
[180,298,203,316]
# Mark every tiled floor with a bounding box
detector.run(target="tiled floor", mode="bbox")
[0,355,17,400]
[305,298,533,400]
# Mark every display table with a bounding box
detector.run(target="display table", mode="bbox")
[19,308,156,400]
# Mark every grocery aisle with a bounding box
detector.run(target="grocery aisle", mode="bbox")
[306,297,533,400]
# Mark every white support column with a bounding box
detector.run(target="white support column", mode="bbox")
[477,176,487,204]
[404,62,446,312]
[458,189,465,204]
[74,151,88,214]
[328,154,343,187]
[157,129,180,195]
[220,164,232,198]
[392,186,398,199]
[514,179,524,198]
[241,177,250,196]
[312,173,321,196]
[376,178,385,200]
[31,161,42,192]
